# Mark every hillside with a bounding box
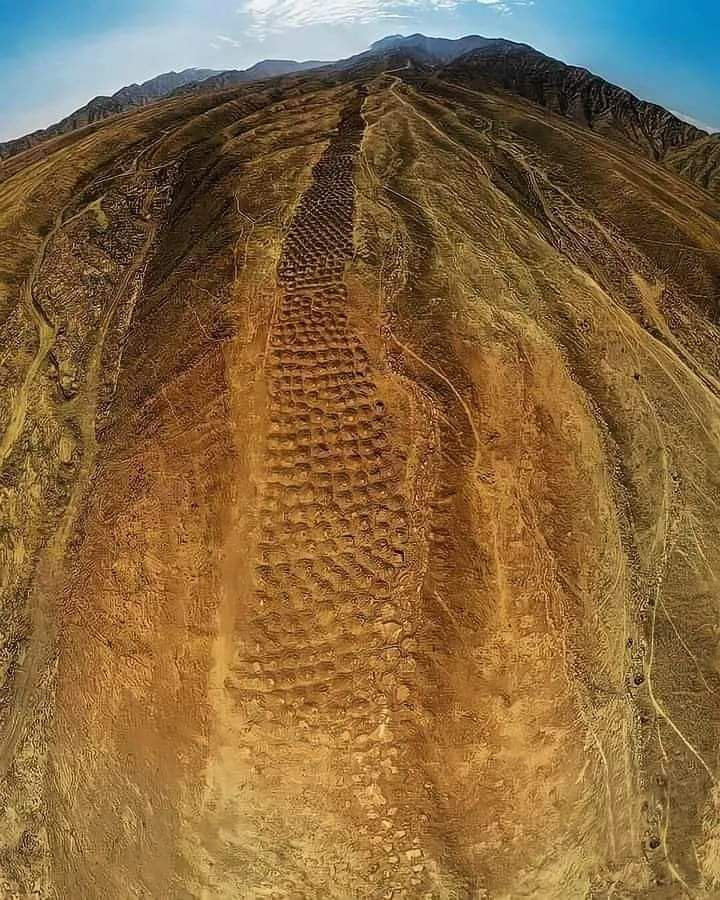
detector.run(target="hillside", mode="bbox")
[2,35,720,898]
[0,60,327,161]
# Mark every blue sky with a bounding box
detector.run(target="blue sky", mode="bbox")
[0,0,718,141]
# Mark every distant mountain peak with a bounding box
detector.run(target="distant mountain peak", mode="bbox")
[369,34,407,50]
[443,41,707,159]
[0,60,330,160]
[367,32,512,63]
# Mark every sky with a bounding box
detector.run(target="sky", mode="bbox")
[0,0,718,141]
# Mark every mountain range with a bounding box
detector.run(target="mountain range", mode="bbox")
[0,60,335,159]
[3,33,718,197]
[0,68,221,158]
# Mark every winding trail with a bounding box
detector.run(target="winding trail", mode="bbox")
[0,216,58,469]
[387,329,481,478]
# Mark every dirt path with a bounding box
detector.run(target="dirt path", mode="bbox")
[387,74,490,181]
[0,215,58,469]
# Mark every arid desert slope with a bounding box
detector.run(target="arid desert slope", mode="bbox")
[2,36,720,899]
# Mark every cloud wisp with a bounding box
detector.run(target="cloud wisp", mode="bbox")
[240,0,526,40]
[215,34,243,47]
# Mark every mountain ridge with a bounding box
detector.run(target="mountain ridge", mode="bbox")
[2,32,715,201]
[0,60,328,158]
[0,67,222,158]
[173,58,328,96]
[440,40,707,160]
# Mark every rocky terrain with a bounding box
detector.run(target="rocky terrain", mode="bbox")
[2,33,720,899]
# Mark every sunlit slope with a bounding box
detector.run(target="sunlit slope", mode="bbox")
[1,62,720,898]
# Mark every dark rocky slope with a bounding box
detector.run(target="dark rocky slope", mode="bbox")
[440,41,707,160]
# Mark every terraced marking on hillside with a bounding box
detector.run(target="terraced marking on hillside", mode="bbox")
[221,88,453,896]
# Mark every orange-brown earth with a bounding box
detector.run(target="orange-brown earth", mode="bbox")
[2,39,720,899]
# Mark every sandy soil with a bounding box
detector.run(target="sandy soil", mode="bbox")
[1,63,720,898]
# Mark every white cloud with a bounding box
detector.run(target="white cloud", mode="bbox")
[240,0,522,39]
[215,34,243,46]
